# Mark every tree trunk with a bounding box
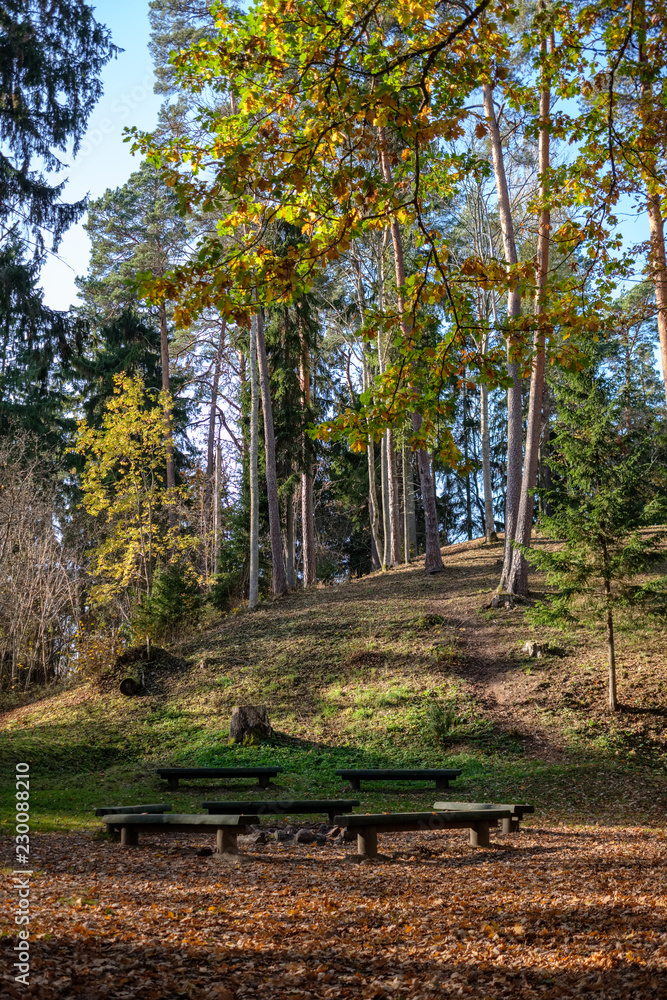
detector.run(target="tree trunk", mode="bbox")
[480,381,495,541]
[411,412,443,572]
[367,437,382,571]
[379,231,439,570]
[363,356,382,571]
[255,310,288,597]
[248,318,260,609]
[380,434,390,568]
[402,438,414,563]
[386,428,401,565]
[482,82,523,589]
[238,348,247,457]
[462,384,473,541]
[606,603,618,712]
[158,301,176,490]
[284,487,295,589]
[213,443,222,577]
[299,327,316,586]
[358,270,383,570]
[206,319,226,481]
[638,35,667,405]
[506,29,551,596]
[206,320,226,568]
[379,134,443,573]
[602,545,618,711]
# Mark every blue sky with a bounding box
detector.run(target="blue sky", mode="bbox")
[40,1,162,310]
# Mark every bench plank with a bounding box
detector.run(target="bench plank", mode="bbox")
[433,801,535,835]
[157,767,283,790]
[94,804,171,816]
[100,813,258,826]
[334,809,512,856]
[100,812,260,854]
[203,799,360,824]
[335,768,462,791]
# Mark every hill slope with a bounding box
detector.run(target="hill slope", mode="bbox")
[1,537,666,831]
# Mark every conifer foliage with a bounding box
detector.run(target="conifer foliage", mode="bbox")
[0,0,117,251]
[525,374,667,712]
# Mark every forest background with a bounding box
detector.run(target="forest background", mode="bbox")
[2,0,667,708]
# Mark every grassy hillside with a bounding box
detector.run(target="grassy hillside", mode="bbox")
[1,537,666,833]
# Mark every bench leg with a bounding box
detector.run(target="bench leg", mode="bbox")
[217,829,239,855]
[469,823,489,848]
[349,777,361,791]
[328,811,336,824]
[435,777,449,791]
[501,817,513,835]
[357,826,378,858]
[258,775,270,788]
[167,776,179,791]
[120,826,139,847]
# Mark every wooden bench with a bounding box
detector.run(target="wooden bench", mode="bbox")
[335,768,463,791]
[333,809,512,856]
[433,801,535,835]
[95,804,171,835]
[99,812,260,852]
[156,766,283,790]
[203,799,360,824]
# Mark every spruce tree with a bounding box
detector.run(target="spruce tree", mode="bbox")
[524,373,667,712]
[0,1,117,253]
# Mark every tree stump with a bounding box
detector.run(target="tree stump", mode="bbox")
[229,705,272,743]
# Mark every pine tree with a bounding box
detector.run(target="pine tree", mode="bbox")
[148,0,216,95]
[77,161,192,489]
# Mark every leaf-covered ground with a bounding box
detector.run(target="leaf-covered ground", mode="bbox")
[1,536,666,996]
[1,823,666,999]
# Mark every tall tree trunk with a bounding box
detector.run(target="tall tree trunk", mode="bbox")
[213,442,222,577]
[158,301,176,490]
[248,318,260,609]
[639,33,667,405]
[402,437,415,563]
[462,384,473,540]
[386,428,401,565]
[482,83,523,590]
[412,411,443,572]
[362,349,382,569]
[603,557,618,712]
[375,244,393,570]
[206,320,226,480]
[506,29,551,596]
[206,319,226,537]
[237,348,248,461]
[299,327,316,586]
[380,436,390,568]
[284,488,295,589]
[379,139,443,573]
[255,310,288,597]
[358,267,383,570]
[480,381,495,541]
